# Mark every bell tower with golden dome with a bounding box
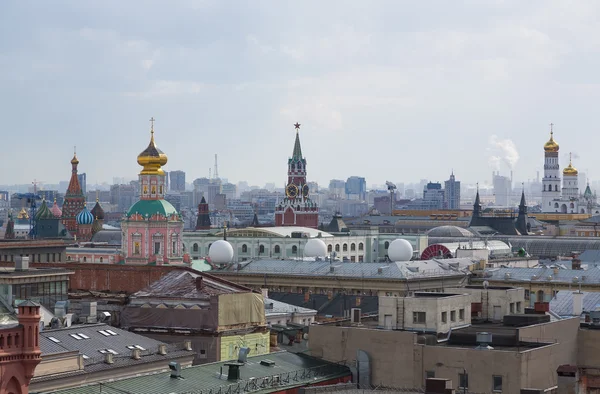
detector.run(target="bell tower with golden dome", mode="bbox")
[137,117,168,201]
[562,152,579,201]
[542,124,562,212]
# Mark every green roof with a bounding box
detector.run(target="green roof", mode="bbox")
[126,199,179,219]
[45,351,350,394]
[191,259,212,272]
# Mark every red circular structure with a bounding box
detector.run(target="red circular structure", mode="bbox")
[421,244,454,260]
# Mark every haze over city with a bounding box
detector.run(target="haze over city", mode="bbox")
[3,1,600,186]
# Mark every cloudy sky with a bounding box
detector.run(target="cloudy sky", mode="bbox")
[2,0,600,188]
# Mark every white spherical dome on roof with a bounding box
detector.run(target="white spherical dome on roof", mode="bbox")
[388,239,413,262]
[209,240,234,264]
[304,238,327,258]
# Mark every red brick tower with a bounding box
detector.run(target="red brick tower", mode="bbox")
[275,123,319,228]
[61,149,86,233]
[195,196,211,230]
[0,301,42,394]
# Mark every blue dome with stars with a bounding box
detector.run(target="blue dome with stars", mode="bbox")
[76,206,94,225]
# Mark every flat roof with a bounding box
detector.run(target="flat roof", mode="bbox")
[0,266,72,278]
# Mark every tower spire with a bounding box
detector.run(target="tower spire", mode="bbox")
[292,122,303,160]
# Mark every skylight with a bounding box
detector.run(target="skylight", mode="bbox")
[134,345,146,351]
[98,330,111,336]
[82,355,90,360]
[78,333,90,339]
[70,334,83,340]
[107,349,118,355]
[48,337,60,343]
[105,330,118,336]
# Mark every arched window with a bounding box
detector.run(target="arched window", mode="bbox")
[274,245,281,254]
[384,241,390,250]
[343,243,348,252]
[259,245,265,254]
[83,257,87,262]
[99,257,103,263]
[193,243,199,252]
[292,245,298,254]
[327,244,333,252]
[242,244,248,253]
[554,203,559,208]
[358,243,364,251]
[335,244,340,252]
[351,243,356,251]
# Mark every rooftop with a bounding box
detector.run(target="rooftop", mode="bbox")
[477,267,600,285]
[43,351,351,394]
[212,226,334,238]
[37,323,192,378]
[264,298,317,317]
[220,258,475,280]
[0,266,72,278]
[130,270,251,300]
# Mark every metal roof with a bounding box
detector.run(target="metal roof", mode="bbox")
[43,351,351,394]
[217,226,333,238]
[130,270,248,300]
[38,323,192,376]
[478,267,600,285]
[227,258,474,279]
[429,236,600,258]
[264,298,317,316]
[550,290,600,316]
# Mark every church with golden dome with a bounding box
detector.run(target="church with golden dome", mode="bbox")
[541,126,589,213]
[120,119,185,265]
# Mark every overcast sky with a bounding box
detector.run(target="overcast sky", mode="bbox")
[2,0,600,188]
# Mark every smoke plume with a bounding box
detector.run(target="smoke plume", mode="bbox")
[488,135,519,170]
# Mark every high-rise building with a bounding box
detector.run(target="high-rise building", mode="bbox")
[345,176,367,200]
[169,170,186,192]
[422,182,445,209]
[493,173,511,207]
[77,172,87,195]
[444,172,461,209]
[275,123,319,228]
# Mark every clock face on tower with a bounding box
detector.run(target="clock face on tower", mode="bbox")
[286,183,299,198]
[302,184,309,197]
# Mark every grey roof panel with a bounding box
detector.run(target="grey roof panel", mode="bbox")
[550,290,600,316]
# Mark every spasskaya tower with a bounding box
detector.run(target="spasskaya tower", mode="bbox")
[274,123,319,228]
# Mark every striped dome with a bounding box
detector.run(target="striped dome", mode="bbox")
[76,206,94,225]
[35,199,54,221]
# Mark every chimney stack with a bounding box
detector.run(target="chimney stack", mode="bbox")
[261,288,268,299]
[195,276,203,291]
[158,344,167,355]
[131,349,141,360]
[104,353,114,364]
[183,340,193,351]
[573,291,584,316]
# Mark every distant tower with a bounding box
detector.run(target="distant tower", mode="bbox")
[274,123,319,228]
[562,153,579,207]
[91,196,105,235]
[4,211,15,239]
[444,171,461,209]
[542,125,561,212]
[515,188,529,235]
[62,148,86,232]
[195,196,211,230]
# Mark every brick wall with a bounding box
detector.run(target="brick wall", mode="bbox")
[0,262,188,293]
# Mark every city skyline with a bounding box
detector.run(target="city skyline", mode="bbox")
[2,1,600,186]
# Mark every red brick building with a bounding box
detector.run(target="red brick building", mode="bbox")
[275,123,319,229]
[0,301,42,394]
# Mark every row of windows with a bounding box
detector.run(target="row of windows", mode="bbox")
[190,242,367,254]
[2,253,62,263]
[425,371,503,392]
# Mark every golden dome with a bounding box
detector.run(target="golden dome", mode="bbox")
[71,154,79,165]
[17,207,29,220]
[563,153,578,176]
[544,130,559,153]
[137,119,168,175]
